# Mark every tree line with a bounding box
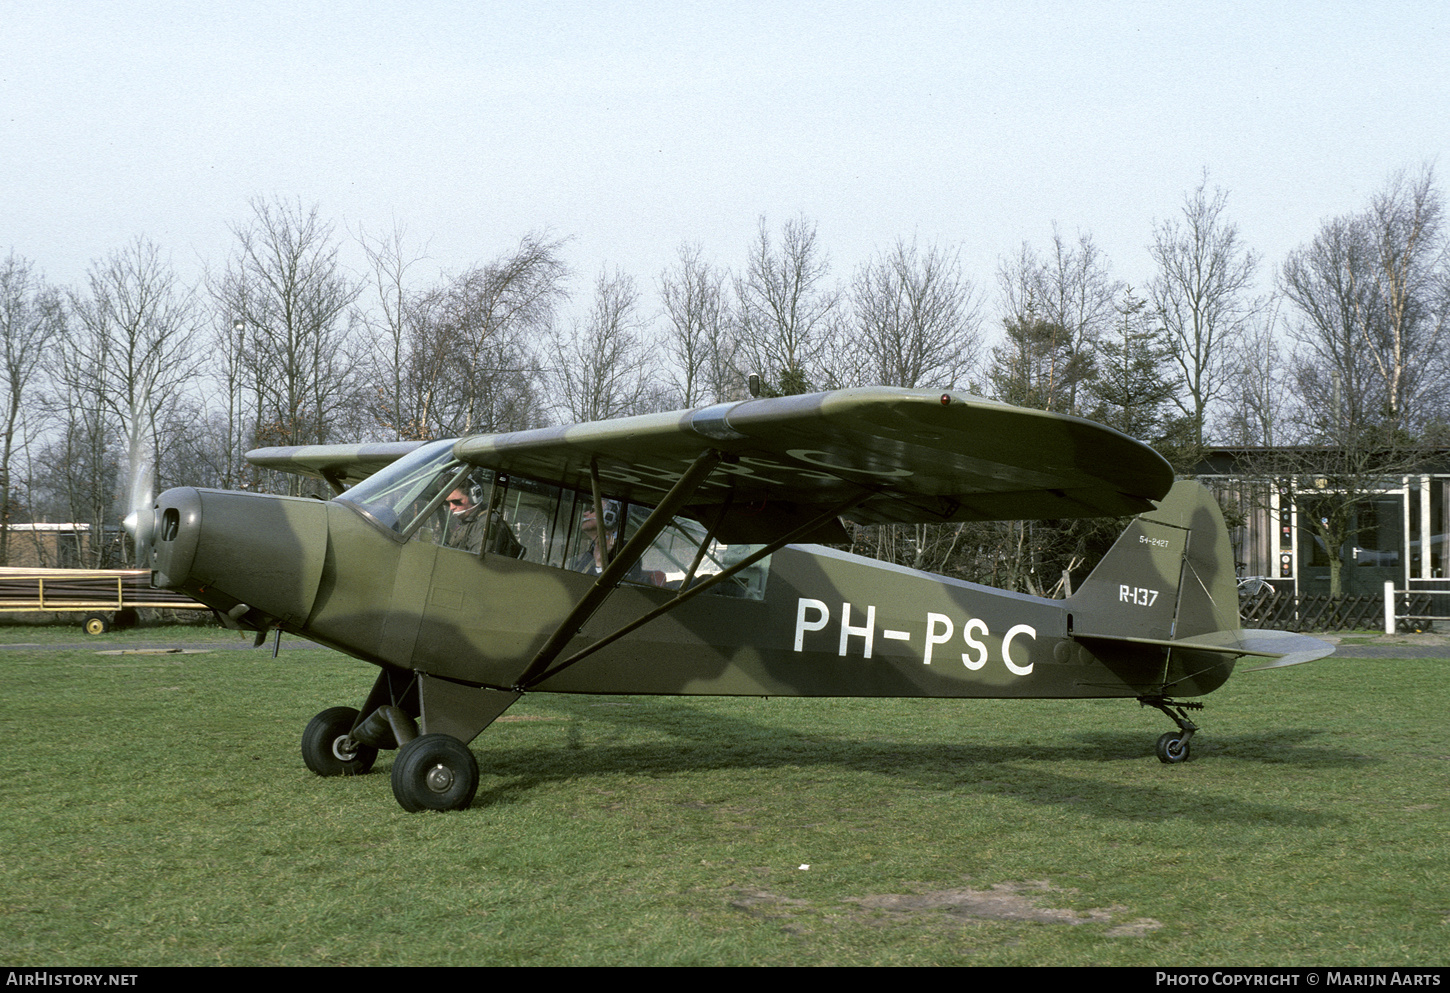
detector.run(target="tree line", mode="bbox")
[2,164,1446,592]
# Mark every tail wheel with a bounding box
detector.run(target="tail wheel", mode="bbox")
[391,733,479,812]
[1156,732,1190,764]
[302,706,378,777]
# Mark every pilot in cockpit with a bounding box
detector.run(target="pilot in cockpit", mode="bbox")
[569,500,665,585]
[569,500,622,575]
[445,479,523,558]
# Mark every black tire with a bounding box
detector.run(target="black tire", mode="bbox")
[1156,731,1190,764]
[391,733,479,812]
[302,707,378,777]
[83,613,111,636]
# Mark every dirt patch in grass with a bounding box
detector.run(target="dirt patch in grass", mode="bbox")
[732,880,1161,936]
[848,880,1161,935]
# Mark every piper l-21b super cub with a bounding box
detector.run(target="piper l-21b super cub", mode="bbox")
[130,387,1333,811]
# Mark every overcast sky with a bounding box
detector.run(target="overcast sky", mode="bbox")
[4,1,1446,328]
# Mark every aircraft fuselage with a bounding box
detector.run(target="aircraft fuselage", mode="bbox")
[150,486,1224,708]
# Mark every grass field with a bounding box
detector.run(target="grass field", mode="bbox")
[1,626,1446,966]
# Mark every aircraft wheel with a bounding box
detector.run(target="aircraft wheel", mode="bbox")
[1155,731,1190,764]
[83,613,111,636]
[302,707,378,777]
[391,734,479,812]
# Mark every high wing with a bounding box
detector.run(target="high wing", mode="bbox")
[453,387,1174,538]
[246,441,427,494]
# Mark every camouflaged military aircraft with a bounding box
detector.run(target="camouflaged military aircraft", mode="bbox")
[130,387,1333,811]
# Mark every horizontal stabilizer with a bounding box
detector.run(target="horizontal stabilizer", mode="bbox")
[1233,629,1338,669]
[1076,628,1335,667]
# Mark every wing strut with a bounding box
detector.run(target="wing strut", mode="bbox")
[516,491,869,690]
[510,449,726,689]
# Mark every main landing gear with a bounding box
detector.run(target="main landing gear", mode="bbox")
[301,707,379,776]
[1140,697,1202,764]
[301,703,481,812]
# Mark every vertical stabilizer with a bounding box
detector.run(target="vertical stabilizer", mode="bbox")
[1070,480,1239,642]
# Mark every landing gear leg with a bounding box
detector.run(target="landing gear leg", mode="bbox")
[1140,697,1202,764]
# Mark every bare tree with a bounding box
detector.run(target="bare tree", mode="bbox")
[552,268,652,423]
[35,313,124,566]
[840,238,986,575]
[1281,165,1449,441]
[212,198,363,478]
[1361,165,1448,432]
[0,253,65,563]
[1218,299,1290,448]
[403,233,568,438]
[155,398,237,491]
[1281,215,1380,441]
[733,216,842,396]
[358,222,430,440]
[67,237,199,550]
[1150,174,1261,447]
[847,237,983,390]
[197,311,256,490]
[994,229,1119,415]
[1260,167,1450,597]
[659,242,738,407]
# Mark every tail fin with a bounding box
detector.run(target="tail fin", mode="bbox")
[1071,479,1238,642]
[1071,480,1333,670]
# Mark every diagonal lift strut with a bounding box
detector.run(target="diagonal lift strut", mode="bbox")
[510,448,871,692]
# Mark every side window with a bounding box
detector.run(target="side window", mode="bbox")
[629,508,770,599]
[432,470,527,559]
[343,453,770,597]
[498,477,568,565]
[498,481,772,599]
[338,443,524,558]
[339,440,462,537]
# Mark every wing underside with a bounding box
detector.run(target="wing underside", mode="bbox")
[244,388,1175,533]
[246,441,427,493]
[453,387,1174,529]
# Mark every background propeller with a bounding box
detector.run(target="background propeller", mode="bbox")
[120,445,156,568]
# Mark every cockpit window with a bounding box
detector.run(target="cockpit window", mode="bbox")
[338,443,769,598]
[337,439,459,534]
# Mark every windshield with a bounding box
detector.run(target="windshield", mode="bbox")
[338,439,459,534]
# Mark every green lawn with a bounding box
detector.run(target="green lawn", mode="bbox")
[0,629,1445,966]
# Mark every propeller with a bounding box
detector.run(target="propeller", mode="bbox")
[120,444,156,568]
